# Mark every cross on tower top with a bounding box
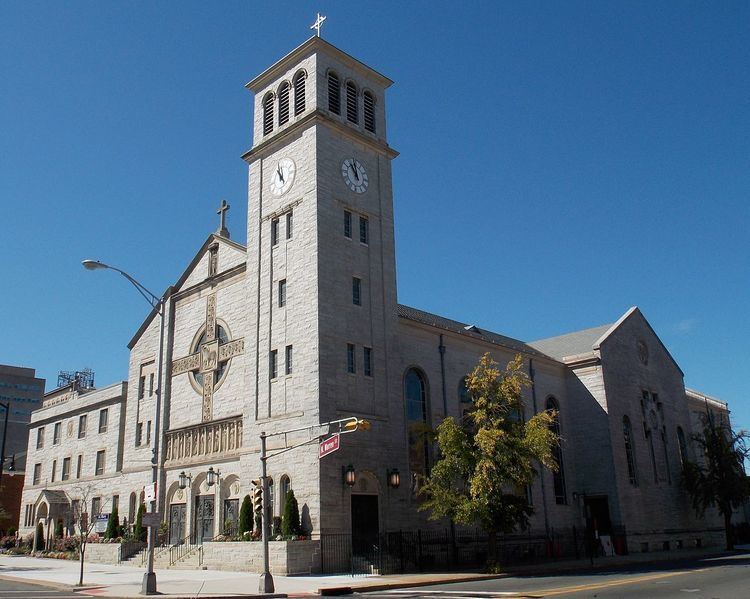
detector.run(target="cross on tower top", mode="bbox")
[310,13,327,38]
[216,199,230,238]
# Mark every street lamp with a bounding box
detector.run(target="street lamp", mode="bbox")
[387,468,400,489]
[82,259,166,596]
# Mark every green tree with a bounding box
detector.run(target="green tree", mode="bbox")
[281,489,301,537]
[133,503,146,542]
[105,505,119,539]
[238,495,253,535]
[682,415,750,550]
[419,353,558,563]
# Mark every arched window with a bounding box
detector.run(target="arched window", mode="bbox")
[546,398,567,504]
[405,368,429,480]
[262,92,274,136]
[128,492,136,523]
[327,72,340,114]
[677,426,688,468]
[346,81,358,123]
[623,416,638,486]
[278,82,290,126]
[279,475,291,514]
[363,91,375,132]
[293,71,306,116]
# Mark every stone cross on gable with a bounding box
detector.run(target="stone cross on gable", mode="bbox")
[216,199,230,239]
[171,293,244,422]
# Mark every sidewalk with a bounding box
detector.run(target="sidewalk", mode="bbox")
[0,547,737,598]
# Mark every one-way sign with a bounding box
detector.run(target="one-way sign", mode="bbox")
[319,433,340,458]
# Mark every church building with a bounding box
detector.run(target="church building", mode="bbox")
[18,36,730,567]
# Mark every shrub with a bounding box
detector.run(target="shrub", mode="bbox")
[55,518,64,538]
[134,504,146,542]
[1,535,16,549]
[105,505,119,540]
[7,526,16,536]
[272,516,281,538]
[239,495,253,535]
[281,490,301,538]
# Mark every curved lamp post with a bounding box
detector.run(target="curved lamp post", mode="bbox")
[82,259,165,595]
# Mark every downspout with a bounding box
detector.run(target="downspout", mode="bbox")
[438,334,448,417]
[529,358,550,536]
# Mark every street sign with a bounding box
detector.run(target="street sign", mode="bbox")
[144,482,157,502]
[142,512,163,528]
[319,433,340,459]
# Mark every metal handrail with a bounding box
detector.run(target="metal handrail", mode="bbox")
[170,534,201,566]
[119,539,147,563]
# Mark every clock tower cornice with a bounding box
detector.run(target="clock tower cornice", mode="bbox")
[246,36,393,93]
[241,109,398,164]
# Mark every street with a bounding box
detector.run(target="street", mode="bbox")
[357,553,750,598]
[0,579,80,599]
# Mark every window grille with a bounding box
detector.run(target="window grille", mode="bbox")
[624,416,638,486]
[263,93,274,135]
[328,72,340,114]
[278,82,290,125]
[285,345,293,375]
[363,91,375,132]
[347,344,356,373]
[359,215,369,244]
[270,350,278,379]
[344,210,352,238]
[352,277,362,306]
[364,347,372,377]
[346,81,358,123]
[293,71,306,116]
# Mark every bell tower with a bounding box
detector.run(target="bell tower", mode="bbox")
[242,36,399,533]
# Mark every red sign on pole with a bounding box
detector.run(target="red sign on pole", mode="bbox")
[319,433,340,459]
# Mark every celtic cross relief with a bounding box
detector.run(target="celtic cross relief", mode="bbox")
[171,293,244,422]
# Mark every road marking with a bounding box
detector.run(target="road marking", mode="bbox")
[529,569,707,596]
[680,590,702,593]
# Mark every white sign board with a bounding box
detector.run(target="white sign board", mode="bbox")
[319,433,340,459]
[144,482,157,503]
[600,535,615,557]
[95,514,109,534]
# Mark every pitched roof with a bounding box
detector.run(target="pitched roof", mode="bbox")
[527,323,613,360]
[397,304,549,359]
[39,490,70,504]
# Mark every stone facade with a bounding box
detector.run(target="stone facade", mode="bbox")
[17,36,736,567]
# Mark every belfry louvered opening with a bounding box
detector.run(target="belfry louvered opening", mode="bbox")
[346,81,358,123]
[293,71,306,116]
[363,91,375,133]
[328,72,340,114]
[278,82,290,126]
[262,93,274,136]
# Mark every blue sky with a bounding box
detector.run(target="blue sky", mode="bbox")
[1,2,748,431]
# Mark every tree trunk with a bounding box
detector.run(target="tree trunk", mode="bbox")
[78,544,85,586]
[723,510,733,551]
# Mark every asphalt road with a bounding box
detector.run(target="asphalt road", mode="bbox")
[358,553,750,598]
[0,579,80,599]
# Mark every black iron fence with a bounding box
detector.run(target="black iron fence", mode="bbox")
[318,526,627,575]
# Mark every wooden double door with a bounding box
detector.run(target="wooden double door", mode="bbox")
[194,495,215,543]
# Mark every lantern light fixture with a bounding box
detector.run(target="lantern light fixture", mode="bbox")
[343,464,356,487]
[178,471,192,490]
[387,468,400,489]
[206,466,220,487]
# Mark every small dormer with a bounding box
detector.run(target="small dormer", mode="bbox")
[246,37,392,148]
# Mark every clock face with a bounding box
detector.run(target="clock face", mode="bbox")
[270,158,296,197]
[341,158,369,194]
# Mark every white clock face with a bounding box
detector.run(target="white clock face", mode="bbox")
[269,158,296,197]
[341,158,369,194]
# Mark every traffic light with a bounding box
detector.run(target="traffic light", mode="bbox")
[252,479,263,514]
